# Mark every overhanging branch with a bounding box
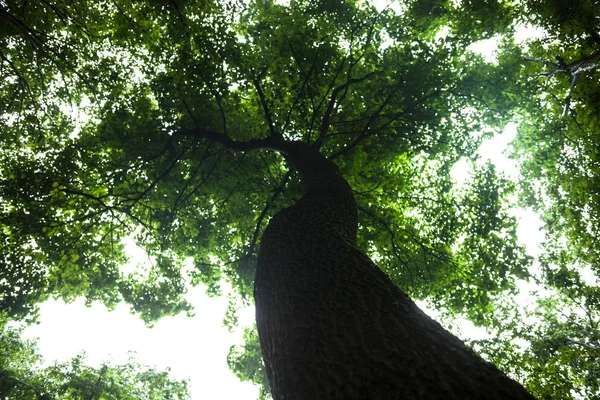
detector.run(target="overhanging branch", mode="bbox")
[176,128,286,153]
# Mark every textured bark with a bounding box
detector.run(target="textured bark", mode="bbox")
[254,142,536,400]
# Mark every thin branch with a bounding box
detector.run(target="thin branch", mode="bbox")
[111,0,147,35]
[566,340,600,350]
[60,188,153,233]
[284,36,320,136]
[118,146,189,210]
[39,0,93,38]
[252,74,280,139]
[357,205,414,287]
[0,48,32,97]
[176,147,225,209]
[312,57,348,141]
[1,7,100,98]
[317,71,380,147]
[517,54,557,68]
[244,170,293,262]
[330,87,443,160]
[170,143,214,211]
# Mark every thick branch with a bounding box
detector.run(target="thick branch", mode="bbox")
[176,128,286,153]
[541,52,600,78]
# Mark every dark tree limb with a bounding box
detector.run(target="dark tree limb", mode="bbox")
[245,170,293,263]
[176,128,287,153]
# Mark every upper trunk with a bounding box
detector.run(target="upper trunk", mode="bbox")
[254,142,536,400]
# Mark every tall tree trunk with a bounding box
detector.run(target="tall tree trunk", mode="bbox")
[254,142,536,400]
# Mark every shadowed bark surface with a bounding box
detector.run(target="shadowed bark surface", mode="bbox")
[254,142,536,400]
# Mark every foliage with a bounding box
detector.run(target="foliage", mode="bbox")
[0,0,529,321]
[227,326,271,400]
[403,0,600,397]
[0,314,190,399]
[468,292,600,400]
[1,0,599,398]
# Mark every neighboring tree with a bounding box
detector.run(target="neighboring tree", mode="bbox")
[419,0,600,398]
[0,0,596,398]
[0,315,189,399]
[253,139,534,398]
[374,1,600,398]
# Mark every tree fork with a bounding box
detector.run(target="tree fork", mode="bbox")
[254,141,536,399]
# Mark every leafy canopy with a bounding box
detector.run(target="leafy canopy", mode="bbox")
[1,0,599,398]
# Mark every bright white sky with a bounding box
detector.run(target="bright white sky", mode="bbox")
[20,10,549,400]
[23,287,259,399]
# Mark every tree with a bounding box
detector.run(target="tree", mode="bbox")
[429,0,600,397]
[0,314,190,399]
[372,1,600,397]
[5,0,594,398]
[253,140,534,398]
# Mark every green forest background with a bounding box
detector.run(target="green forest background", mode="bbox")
[1,0,599,398]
